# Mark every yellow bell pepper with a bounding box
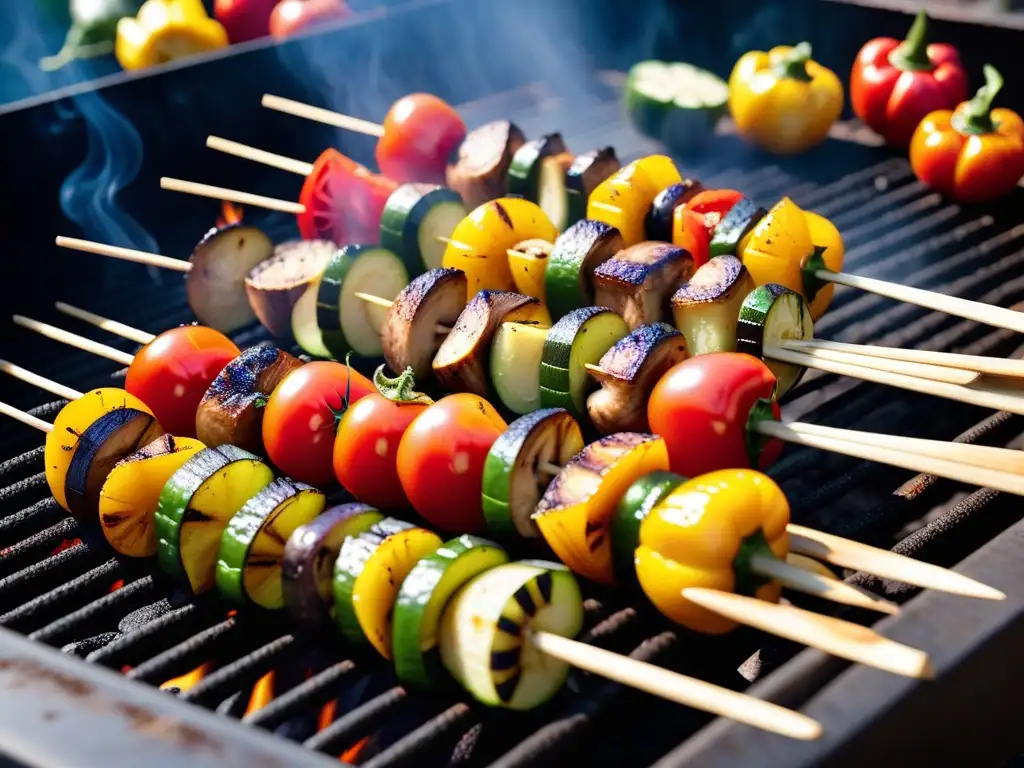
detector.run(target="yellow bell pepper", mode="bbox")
[115,0,228,71]
[587,155,682,246]
[635,469,789,635]
[728,43,844,155]
[443,198,558,300]
[739,197,844,320]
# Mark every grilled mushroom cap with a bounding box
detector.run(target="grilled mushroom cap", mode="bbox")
[592,241,695,329]
[446,120,526,208]
[382,268,468,380]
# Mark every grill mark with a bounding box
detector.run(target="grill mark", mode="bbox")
[513,585,536,616]
[494,672,520,702]
[490,649,521,672]
[497,616,522,636]
[535,571,553,603]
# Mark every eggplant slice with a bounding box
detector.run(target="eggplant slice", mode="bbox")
[382,268,468,379]
[446,120,526,209]
[592,242,694,329]
[187,224,275,333]
[245,239,336,339]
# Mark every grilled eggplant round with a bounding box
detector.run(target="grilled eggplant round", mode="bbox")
[187,224,274,333]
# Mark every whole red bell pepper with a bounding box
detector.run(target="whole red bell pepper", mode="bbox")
[850,10,968,147]
[910,65,1024,204]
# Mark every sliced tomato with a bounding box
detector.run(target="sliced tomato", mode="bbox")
[376,93,467,185]
[297,149,397,245]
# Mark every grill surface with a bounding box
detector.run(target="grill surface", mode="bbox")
[1,1,1024,766]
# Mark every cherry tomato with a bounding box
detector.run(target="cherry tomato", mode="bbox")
[297,149,397,245]
[376,94,467,185]
[124,325,240,438]
[334,393,428,509]
[648,353,783,478]
[269,0,351,38]
[684,189,744,242]
[397,393,507,532]
[263,361,374,486]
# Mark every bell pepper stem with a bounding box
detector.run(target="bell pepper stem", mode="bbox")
[732,529,777,596]
[955,64,1003,135]
[745,397,779,468]
[774,42,814,82]
[889,9,934,72]
[801,244,830,303]
[373,364,434,405]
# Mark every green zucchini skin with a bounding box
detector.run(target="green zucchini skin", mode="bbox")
[565,148,620,228]
[380,183,466,276]
[736,283,813,397]
[708,198,766,258]
[544,220,624,322]
[611,471,687,588]
[507,134,569,200]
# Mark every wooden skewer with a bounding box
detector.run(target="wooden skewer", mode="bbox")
[54,303,156,345]
[0,360,83,401]
[353,293,451,334]
[206,136,314,177]
[538,460,563,476]
[262,94,386,138]
[437,235,474,251]
[748,553,898,615]
[584,363,613,377]
[160,177,306,215]
[529,631,822,740]
[786,554,838,580]
[13,316,134,367]
[682,588,933,679]
[0,401,53,433]
[786,339,1024,380]
[817,268,1024,335]
[55,236,191,273]
[786,525,1004,600]
[777,421,1024,475]
[758,421,1024,497]
[774,344,978,386]
[765,346,1024,416]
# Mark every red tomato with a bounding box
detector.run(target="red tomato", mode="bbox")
[297,149,397,245]
[648,353,783,478]
[684,189,744,241]
[376,94,467,185]
[214,0,279,42]
[124,325,240,438]
[333,394,427,509]
[263,361,374,486]
[397,394,507,532]
[269,0,351,38]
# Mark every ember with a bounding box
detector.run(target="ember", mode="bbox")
[217,201,244,228]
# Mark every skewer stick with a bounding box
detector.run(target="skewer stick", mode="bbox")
[786,339,1024,380]
[817,268,1024,335]
[206,136,314,177]
[774,345,978,386]
[787,525,1004,600]
[0,360,83,401]
[787,554,838,580]
[529,631,822,740]
[261,94,386,138]
[757,421,1024,497]
[353,293,451,334]
[55,236,191,273]
[538,460,563,476]
[0,401,53,433]
[54,303,155,345]
[778,421,1024,475]
[765,346,1024,416]
[160,178,306,215]
[584,363,613,377]
[13,316,135,367]
[748,554,899,615]
[436,236,474,251]
[682,588,933,679]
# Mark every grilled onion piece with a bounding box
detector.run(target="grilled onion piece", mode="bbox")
[245,239,335,339]
[188,224,274,333]
[383,267,467,379]
[593,242,695,329]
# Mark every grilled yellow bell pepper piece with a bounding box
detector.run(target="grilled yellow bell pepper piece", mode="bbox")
[443,198,558,300]
[115,0,228,71]
[739,197,844,320]
[587,156,682,247]
[636,469,788,635]
[728,43,843,155]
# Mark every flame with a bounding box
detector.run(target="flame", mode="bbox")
[51,538,83,556]
[244,670,276,716]
[108,579,125,594]
[341,736,372,764]
[160,662,212,693]
[318,698,337,732]
[217,201,244,228]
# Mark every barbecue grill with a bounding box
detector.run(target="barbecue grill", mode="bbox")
[1,0,1024,765]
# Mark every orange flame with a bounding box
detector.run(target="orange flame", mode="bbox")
[108,579,125,594]
[217,201,244,228]
[318,698,337,732]
[160,662,212,693]
[51,538,83,556]
[244,670,276,716]
[341,736,372,764]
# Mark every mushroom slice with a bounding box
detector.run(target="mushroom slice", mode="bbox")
[593,241,694,328]
[382,268,467,379]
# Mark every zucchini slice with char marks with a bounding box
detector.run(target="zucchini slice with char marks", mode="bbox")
[587,323,690,434]
[593,242,695,329]
[446,120,527,209]
[216,478,326,609]
[333,518,443,659]
[533,432,670,585]
[380,183,468,276]
[393,535,509,690]
[245,239,335,339]
[283,503,384,626]
[612,471,687,588]
[671,255,756,356]
[439,560,584,710]
[383,267,468,380]
[155,445,275,594]
[433,290,546,397]
[544,219,624,322]
[736,283,813,398]
[565,148,620,228]
[195,344,302,453]
[507,133,574,231]
[482,408,585,542]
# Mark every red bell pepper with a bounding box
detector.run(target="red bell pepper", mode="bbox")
[910,65,1024,204]
[850,10,968,147]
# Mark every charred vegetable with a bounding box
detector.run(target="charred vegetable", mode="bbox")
[507,133,574,230]
[481,409,585,541]
[187,224,274,333]
[587,157,681,246]
[195,344,302,453]
[645,180,704,242]
[708,198,766,258]
[565,148,621,227]
[671,255,756,355]
[593,242,695,328]
[383,268,468,380]
[245,239,335,339]
[446,120,527,209]
[507,238,554,303]
[490,322,549,415]
[587,324,690,434]
[380,183,467,275]
[544,219,624,322]
[736,283,813,397]
[611,471,687,588]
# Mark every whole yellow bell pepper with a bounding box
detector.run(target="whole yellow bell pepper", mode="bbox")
[729,43,844,155]
[635,469,789,635]
[116,0,228,71]
[739,197,844,320]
